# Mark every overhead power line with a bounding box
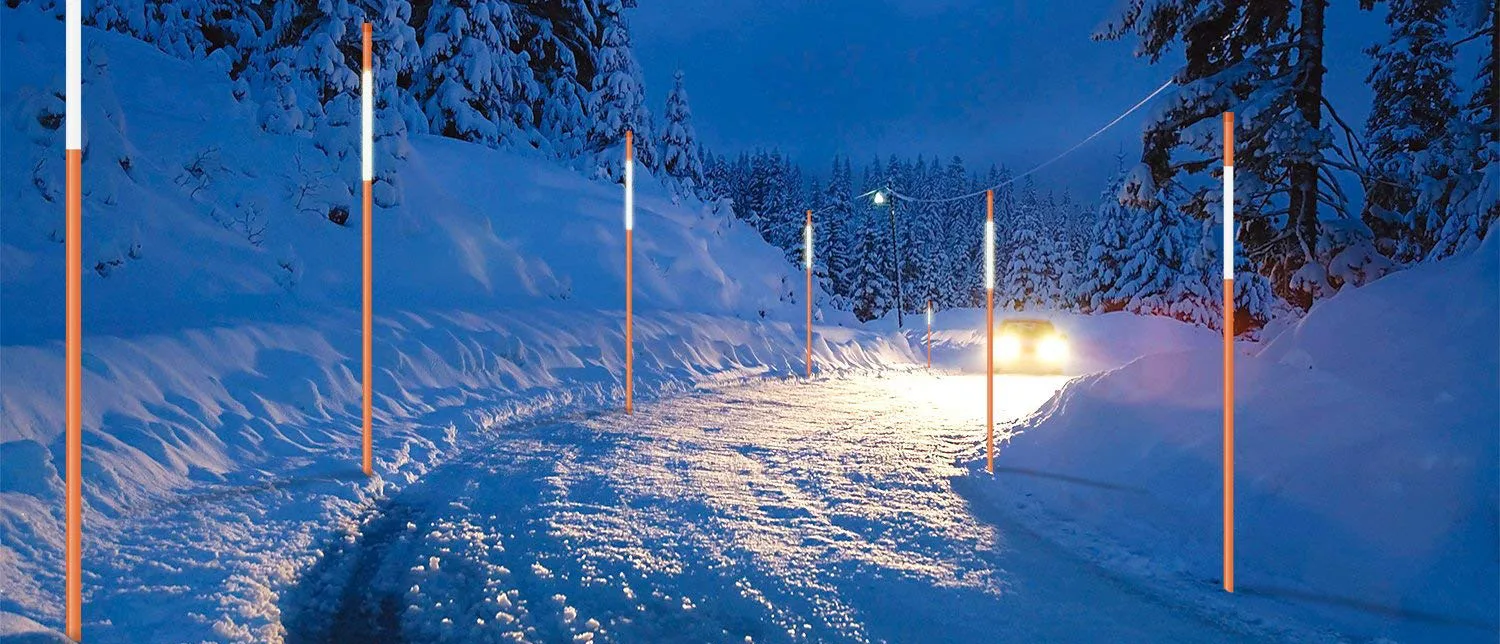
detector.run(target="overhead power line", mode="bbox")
[885,78,1176,205]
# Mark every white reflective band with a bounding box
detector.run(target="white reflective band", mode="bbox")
[804,223,813,270]
[984,219,995,291]
[362,70,374,181]
[66,0,81,149]
[926,306,933,325]
[624,160,634,230]
[1222,166,1234,280]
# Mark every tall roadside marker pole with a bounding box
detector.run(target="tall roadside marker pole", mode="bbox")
[361,22,374,476]
[65,0,83,638]
[926,300,932,369]
[985,190,995,474]
[1222,112,1236,593]
[624,130,635,414]
[805,210,814,378]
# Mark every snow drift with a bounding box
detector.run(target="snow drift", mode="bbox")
[0,7,910,641]
[971,234,1499,642]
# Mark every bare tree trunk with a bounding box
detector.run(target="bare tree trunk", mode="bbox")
[1288,0,1328,303]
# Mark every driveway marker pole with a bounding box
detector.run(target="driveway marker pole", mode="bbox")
[985,190,995,474]
[926,300,932,369]
[361,22,374,476]
[805,209,813,378]
[65,0,83,637]
[1222,112,1236,593]
[625,130,634,414]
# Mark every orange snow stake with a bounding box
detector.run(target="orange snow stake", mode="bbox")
[805,209,814,378]
[926,300,932,369]
[625,130,635,414]
[361,22,374,476]
[64,0,83,637]
[1222,111,1236,593]
[985,190,995,474]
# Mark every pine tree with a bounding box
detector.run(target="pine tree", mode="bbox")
[822,156,854,303]
[1362,0,1461,263]
[1426,0,1499,259]
[998,180,1042,310]
[588,0,656,170]
[849,208,894,322]
[658,70,704,194]
[520,12,589,158]
[1081,163,1136,313]
[415,0,535,146]
[1098,0,1365,311]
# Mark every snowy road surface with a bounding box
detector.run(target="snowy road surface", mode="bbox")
[283,373,1268,643]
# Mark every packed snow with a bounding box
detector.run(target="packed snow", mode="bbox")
[969,233,1499,643]
[2,1,1496,643]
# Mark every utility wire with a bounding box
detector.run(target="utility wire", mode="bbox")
[884,78,1176,205]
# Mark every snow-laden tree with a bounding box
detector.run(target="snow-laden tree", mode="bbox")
[1362,0,1461,263]
[416,0,536,146]
[931,156,973,310]
[1079,163,1135,313]
[588,1,656,170]
[521,13,589,158]
[659,70,704,195]
[1107,168,1219,324]
[848,207,894,322]
[822,156,855,303]
[1424,0,1499,259]
[1097,0,1376,310]
[998,181,1049,311]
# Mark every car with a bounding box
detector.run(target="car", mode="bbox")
[992,318,1069,374]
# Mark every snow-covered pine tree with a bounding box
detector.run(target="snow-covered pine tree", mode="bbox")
[415,0,535,146]
[1425,0,1498,259]
[1362,0,1461,263]
[272,0,361,130]
[999,180,1047,311]
[588,0,656,171]
[933,156,971,309]
[1097,0,1373,311]
[848,206,894,322]
[821,156,854,303]
[659,69,704,195]
[370,0,423,207]
[1108,166,1218,324]
[519,12,588,158]
[1080,161,1135,313]
[902,156,935,314]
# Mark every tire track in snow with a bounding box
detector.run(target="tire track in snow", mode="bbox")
[284,373,1267,642]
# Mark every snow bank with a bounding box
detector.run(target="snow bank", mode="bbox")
[0,7,909,640]
[966,236,1499,642]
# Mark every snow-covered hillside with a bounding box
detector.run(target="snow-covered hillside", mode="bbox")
[0,7,910,640]
[969,234,1499,642]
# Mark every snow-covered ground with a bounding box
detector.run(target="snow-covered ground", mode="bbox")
[4,4,1496,643]
[968,235,1500,643]
[274,373,1329,643]
[0,8,907,641]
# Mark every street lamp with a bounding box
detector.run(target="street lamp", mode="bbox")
[871,188,902,328]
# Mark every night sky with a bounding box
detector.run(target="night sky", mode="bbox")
[633,0,1382,197]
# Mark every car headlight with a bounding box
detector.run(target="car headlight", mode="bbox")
[996,334,1023,361]
[1038,335,1069,364]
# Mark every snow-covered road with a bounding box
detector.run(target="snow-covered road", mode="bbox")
[282,373,1262,643]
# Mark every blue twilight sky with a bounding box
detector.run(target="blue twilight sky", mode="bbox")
[631,0,1382,197]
